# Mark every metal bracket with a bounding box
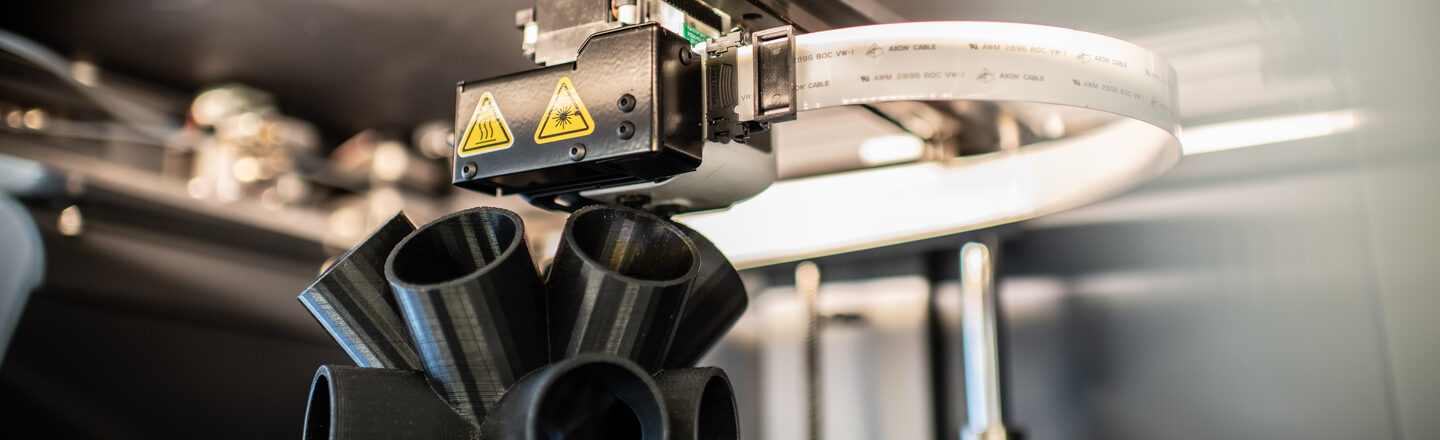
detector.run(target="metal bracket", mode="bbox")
[702,25,795,143]
[752,26,797,122]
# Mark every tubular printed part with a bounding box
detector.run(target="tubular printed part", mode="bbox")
[663,223,748,368]
[386,207,549,425]
[545,204,699,372]
[303,365,476,440]
[480,354,668,440]
[299,213,423,370]
[655,368,740,440]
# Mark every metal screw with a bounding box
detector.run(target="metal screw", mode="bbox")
[461,161,478,179]
[569,143,587,161]
[617,121,635,140]
[617,94,636,113]
[679,47,694,65]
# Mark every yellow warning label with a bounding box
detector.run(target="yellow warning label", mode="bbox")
[457,92,513,157]
[534,77,595,144]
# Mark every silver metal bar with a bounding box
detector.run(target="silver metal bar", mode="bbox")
[961,242,1008,440]
[796,261,823,440]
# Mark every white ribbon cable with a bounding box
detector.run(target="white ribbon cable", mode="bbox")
[684,22,1184,268]
[774,21,1180,134]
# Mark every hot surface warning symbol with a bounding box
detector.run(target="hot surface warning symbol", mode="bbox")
[457,92,514,157]
[534,77,595,144]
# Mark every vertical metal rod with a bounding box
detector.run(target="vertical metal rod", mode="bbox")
[960,242,1008,440]
[796,261,822,440]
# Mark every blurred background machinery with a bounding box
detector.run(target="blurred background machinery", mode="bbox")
[1,0,1439,439]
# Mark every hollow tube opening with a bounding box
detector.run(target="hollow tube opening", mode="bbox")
[303,374,332,440]
[389,208,521,286]
[568,207,694,282]
[696,375,738,440]
[535,361,665,439]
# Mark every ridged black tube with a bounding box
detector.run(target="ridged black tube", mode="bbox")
[664,224,748,368]
[479,354,668,440]
[385,207,548,425]
[299,213,423,370]
[655,368,740,440]
[545,205,699,372]
[303,365,475,440]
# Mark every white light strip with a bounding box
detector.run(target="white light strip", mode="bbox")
[681,119,1178,268]
[858,134,925,165]
[1180,110,1357,155]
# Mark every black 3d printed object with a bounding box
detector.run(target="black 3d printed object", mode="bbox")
[298,205,746,439]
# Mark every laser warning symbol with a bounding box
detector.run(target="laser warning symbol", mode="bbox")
[534,77,595,144]
[457,92,513,157]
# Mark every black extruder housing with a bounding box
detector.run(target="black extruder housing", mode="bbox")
[452,23,704,210]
